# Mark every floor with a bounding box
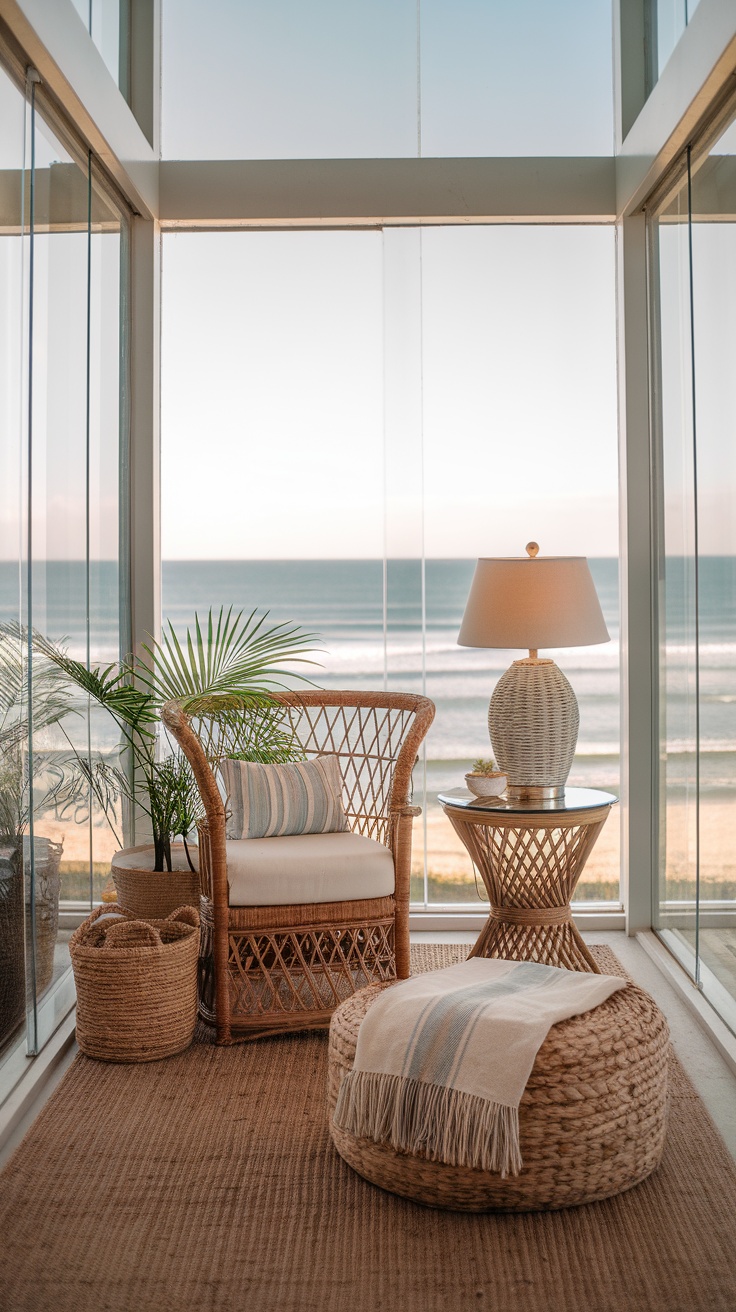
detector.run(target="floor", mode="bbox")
[2,929,736,1173]
[686,928,736,1002]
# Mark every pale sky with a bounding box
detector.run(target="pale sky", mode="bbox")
[159,1,618,562]
[161,225,620,560]
[162,0,614,160]
[7,1,733,566]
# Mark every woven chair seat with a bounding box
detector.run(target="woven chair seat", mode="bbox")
[328,974,670,1212]
[226,831,395,906]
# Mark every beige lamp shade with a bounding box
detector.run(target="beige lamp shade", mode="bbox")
[458,555,609,652]
[458,548,609,798]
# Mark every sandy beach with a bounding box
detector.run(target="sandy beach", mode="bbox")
[36,795,735,906]
[412,805,621,902]
[414,797,736,903]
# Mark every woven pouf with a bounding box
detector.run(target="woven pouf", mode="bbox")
[328,977,670,1212]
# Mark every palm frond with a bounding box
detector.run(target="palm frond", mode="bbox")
[10,610,320,870]
[32,633,158,734]
[138,607,321,705]
[0,622,75,736]
[183,695,303,772]
[49,753,126,850]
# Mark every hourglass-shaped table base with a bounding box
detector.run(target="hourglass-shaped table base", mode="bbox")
[438,788,617,974]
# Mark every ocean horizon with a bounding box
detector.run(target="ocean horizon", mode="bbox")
[3,555,736,794]
[160,558,621,796]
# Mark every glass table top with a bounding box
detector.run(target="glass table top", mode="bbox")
[437,787,618,816]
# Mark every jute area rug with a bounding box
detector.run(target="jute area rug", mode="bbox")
[1,944,735,1312]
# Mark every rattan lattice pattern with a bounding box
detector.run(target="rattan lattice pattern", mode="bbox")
[443,802,612,972]
[163,691,435,1043]
[281,700,417,844]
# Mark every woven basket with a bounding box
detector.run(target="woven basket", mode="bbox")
[70,904,200,1063]
[328,977,670,1212]
[111,844,200,920]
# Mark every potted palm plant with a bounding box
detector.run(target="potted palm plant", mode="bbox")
[35,607,317,918]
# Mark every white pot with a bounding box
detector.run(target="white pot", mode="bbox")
[464,772,508,798]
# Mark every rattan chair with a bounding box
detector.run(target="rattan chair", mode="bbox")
[162,691,435,1043]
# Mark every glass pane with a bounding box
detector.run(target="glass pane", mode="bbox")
[420,0,613,157]
[0,64,28,1055]
[90,0,124,89]
[420,226,620,904]
[88,162,124,900]
[0,72,127,1078]
[654,178,698,974]
[689,119,736,1028]
[162,0,418,161]
[161,0,613,160]
[71,0,126,92]
[161,226,620,912]
[161,229,385,685]
[25,104,92,1031]
[647,0,702,89]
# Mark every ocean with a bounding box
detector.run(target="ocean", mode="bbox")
[3,555,736,798]
[161,558,622,800]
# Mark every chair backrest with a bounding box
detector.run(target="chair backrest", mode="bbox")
[271,691,434,843]
[162,690,435,846]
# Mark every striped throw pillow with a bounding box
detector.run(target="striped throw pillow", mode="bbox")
[222,755,349,840]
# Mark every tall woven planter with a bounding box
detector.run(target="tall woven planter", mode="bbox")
[0,835,63,1042]
[23,835,63,995]
[0,840,25,1042]
[70,904,200,1063]
[111,843,200,920]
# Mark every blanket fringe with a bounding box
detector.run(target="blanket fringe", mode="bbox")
[333,1071,522,1178]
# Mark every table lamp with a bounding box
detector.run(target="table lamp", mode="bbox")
[457,542,609,800]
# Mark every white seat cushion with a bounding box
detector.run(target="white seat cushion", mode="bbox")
[226,831,395,907]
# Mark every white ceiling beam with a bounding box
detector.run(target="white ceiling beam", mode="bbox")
[5,0,735,231]
[159,157,617,228]
[0,0,157,217]
[617,0,736,215]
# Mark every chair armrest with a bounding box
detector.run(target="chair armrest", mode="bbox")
[390,805,422,819]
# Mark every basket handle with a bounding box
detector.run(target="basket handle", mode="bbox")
[102,920,163,949]
[168,905,200,929]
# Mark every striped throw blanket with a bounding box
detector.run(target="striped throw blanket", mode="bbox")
[333,957,626,1177]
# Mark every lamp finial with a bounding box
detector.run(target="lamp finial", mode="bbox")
[525,541,539,558]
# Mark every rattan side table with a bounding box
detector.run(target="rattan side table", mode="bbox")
[438,787,617,973]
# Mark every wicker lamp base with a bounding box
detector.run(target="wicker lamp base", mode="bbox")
[488,657,579,798]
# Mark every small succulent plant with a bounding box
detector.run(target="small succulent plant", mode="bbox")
[469,757,500,776]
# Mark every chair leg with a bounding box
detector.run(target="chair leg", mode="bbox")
[213,904,232,1044]
[393,814,413,978]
